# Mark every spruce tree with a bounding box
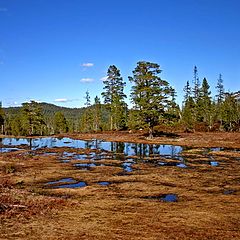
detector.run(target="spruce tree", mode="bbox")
[101,65,127,130]
[216,74,225,104]
[198,78,213,129]
[221,93,240,131]
[165,87,180,125]
[80,90,93,132]
[183,81,191,104]
[192,66,200,102]
[0,101,4,134]
[93,95,102,131]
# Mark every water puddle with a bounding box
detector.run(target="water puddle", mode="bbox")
[98,181,111,186]
[158,162,187,168]
[46,178,76,185]
[53,181,87,189]
[122,162,133,172]
[74,163,97,168]
[143,194,178,202]
[223,189,236,195]
[63,152,75,157]
[46,178,87,189]
[210,161,219,167]
[0,148,21,153]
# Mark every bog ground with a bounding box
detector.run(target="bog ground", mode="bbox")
[0,131,240,239]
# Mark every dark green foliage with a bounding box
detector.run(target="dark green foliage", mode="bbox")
[0,102,4,134]
[11,115,22,136]
[164,88,180,125]
[181,97,195,130]
[192,66,200,102]
[21,101,45,136]
[216,74,225,104]
[53,112,68,134]
[93,96,102,131]
[127,109,147,130]
[101,65,127,130]
[197,78,212,124]
[129,61,172,138]
[221,93,240,131]
[183,81,191,103]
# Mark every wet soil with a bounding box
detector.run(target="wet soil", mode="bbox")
[0,131,240,239]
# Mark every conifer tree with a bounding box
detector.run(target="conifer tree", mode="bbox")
[215,74,225,130]
[183,81,191,104]
[21,101,45,136]
[216,74,225,104]
[198,78,213,129]
[221,93,240,131]
[53,112,68,134]
[80,91,93,132]
[0,101,4,134]
[192,66,201,102]
[93,95,102,131]
[181,96,195,130]
[101,65,127,130]
[129,61,171,138]
[165,87,180,124]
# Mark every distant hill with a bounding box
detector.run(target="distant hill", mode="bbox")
[3,102,86,119]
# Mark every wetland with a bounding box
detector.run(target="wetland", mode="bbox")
[0,131,240,239]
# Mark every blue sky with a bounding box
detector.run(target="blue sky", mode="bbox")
[0,0,239,108]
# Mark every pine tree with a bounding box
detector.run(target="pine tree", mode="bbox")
[216,74,225,104]
[101,65,127,130]
[129,61,171,138]
[21,101,45,136]
[183,81,191,104]
[192,66,200,102]
[0,101,4,134]
[53,112,68,134]
[215,74,225,130]
[221,93,240,131]
[198,78,213,129]
[93,95,102,131]
[165,87,180,125]
[181,96,195,130]
[80,91,93,132]
[11,115,22,136]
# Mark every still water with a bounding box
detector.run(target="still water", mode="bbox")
[0,137,183,158]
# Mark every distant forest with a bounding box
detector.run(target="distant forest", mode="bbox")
[1,61,240,137]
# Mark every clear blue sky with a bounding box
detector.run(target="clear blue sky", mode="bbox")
[0,0,239,108]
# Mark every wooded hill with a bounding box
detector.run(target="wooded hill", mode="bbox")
[3,102,85,119]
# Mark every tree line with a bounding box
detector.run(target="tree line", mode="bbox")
[0,61,239,137]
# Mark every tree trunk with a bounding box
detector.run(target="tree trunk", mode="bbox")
[148,125,153,139]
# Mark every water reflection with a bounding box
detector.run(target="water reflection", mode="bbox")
[0,137,183,158]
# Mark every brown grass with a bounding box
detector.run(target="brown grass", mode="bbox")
[0,132,240,239]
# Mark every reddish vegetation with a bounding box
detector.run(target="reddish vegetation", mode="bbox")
[0,131,240,239]
[66,130,240,148]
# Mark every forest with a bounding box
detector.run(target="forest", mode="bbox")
[1,61,240,137]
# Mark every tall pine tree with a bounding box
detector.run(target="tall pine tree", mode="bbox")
[129,61,171,138]
[101,65,127,130]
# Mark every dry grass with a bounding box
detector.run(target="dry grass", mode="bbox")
[0,132,240,239]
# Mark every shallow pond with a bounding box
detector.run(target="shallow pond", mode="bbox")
[0,137,183,158]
